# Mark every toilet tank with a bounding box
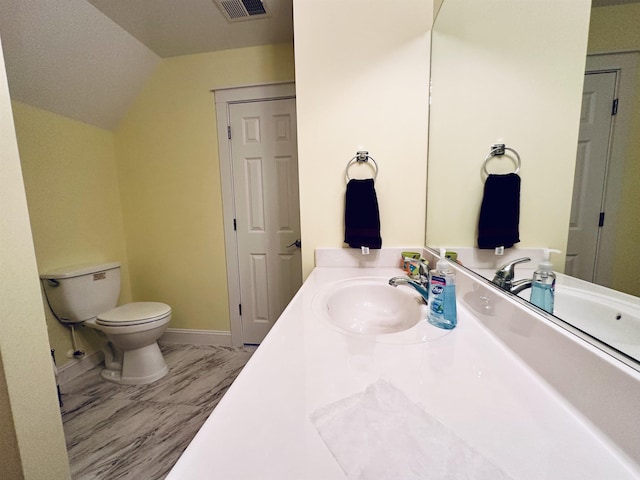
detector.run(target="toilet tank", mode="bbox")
[40,262,121,324]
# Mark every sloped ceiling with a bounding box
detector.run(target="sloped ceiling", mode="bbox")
[0,0,634,130]
[0,0,293,130]
[87,0,294,58]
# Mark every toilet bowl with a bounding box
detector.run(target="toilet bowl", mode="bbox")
[85,302,171,384]
[40,262,172,385]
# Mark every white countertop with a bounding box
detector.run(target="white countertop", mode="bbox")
[168,263,639,479]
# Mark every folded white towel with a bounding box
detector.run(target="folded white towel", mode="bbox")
[310,379,512,480]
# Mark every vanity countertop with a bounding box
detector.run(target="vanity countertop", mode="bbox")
[167,264,639,479]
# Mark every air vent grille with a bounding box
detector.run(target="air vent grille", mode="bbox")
[216,0,269,22]
[242,0,267,16]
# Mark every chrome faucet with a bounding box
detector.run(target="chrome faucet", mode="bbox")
[492,257,532,294]
[389,261,430,303]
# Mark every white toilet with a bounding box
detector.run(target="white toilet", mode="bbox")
[40,262,171,385]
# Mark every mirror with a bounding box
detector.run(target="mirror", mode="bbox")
[427,0,640,365]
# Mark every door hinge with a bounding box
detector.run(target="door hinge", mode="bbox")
[238,304,242,316]
[599,212,605,227]
[227,125,231,139]
[612,98,618,116]
[233,218,237,231]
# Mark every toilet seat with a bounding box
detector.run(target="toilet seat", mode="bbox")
[97,302,171,327]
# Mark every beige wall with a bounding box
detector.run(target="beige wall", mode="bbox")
[13,44,294,360]
[115,43,295,331]
[588,4,640,296]
[0,37,69,479]
[13,102,132,367]
[293,0,433,277]
[2,42,293,476]
[426,0,592,272]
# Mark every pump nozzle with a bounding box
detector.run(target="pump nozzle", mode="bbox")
[437,248,448,271]
[539,248,561,272]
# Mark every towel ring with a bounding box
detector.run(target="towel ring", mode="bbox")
[346,151,379,182]
[346,151,379,183]
[482,144,521,176]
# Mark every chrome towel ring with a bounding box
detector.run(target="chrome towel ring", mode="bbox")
[346,151,379,183]
[482,144,521,176]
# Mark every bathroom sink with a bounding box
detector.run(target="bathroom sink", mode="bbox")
[311,277,454,345]
[323,278,423,335]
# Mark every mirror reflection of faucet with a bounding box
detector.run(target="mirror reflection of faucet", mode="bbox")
[492,257,533,294]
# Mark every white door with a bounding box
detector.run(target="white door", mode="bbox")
[229,98,302,344]
[565,71,617,281]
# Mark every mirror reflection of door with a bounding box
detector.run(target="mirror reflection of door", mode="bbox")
[229,98,302,344]
[566,71,617,283]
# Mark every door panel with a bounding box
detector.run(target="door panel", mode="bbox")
[566,72,616,281]
[229,98,301,344]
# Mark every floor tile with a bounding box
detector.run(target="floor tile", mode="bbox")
[61,343,253,479]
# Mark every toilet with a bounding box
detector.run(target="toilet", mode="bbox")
[40,262,171,385]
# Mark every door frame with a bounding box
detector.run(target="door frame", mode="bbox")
[583,53,638,286]
[214,82,296,346]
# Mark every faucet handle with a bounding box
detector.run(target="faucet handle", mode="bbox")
[417,260,430,277]
[493,257,531,283]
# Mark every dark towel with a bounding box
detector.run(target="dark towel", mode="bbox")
[477,173,521,249]
[344,178,382,249]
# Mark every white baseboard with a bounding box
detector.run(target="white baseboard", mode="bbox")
[57,350,104,386]
[56,329,232,386]
[159,328,232,346]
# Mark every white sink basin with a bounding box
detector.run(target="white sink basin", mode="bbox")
[312,277,451,344]
[325,278,423,334]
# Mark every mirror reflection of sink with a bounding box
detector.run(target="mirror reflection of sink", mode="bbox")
[312,277,451,344]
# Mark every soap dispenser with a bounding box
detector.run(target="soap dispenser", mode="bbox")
[530,249,560,314]
[427,248,457,330]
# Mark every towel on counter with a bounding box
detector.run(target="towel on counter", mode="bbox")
[310,379,513,480]
[344,178,382,249]
[477,173,521,249]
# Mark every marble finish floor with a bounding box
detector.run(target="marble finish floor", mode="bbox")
[60,343,254,480]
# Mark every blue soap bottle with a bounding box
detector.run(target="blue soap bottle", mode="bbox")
[427,248,457,330]
[530,249,560,314]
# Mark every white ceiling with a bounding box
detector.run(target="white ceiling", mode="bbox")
[86,0,294,58]
[0,1,636,130]
[0,0,293,130]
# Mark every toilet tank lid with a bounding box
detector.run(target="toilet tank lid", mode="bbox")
[40,262,121,279]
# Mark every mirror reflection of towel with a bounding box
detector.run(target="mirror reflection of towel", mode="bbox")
[344,179,382,249]
[478,173,520,249]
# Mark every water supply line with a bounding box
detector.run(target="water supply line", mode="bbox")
[41,280,85,358]
[42,281,85,358]
[70,324,85,358]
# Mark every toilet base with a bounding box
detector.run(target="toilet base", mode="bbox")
[101,342,169,385]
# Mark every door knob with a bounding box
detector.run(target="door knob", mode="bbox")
[287,239,302,248]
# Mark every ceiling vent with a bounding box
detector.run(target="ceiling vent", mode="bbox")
[214,0,270,22]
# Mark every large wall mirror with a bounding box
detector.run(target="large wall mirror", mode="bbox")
[427,0,640,366]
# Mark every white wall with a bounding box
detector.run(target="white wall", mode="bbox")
[426,0,592,270]
[293,0,434,277]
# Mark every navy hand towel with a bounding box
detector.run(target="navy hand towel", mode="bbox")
[344,178,382,249]
[477,173,521,249]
